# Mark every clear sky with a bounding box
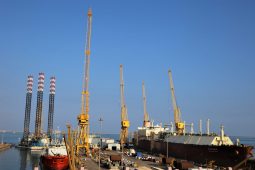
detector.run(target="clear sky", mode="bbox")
[0,0,254,136]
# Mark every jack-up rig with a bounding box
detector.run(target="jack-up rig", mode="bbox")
[20,73,56,147]
[65,8,92,170]
[34,72,45,139]
[21,75,33,145]
[47,76,56,138]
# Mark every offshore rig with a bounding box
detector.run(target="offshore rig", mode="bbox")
[20,73,56,147]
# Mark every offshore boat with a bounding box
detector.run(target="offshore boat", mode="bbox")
[30,137,48,152]
[40,140,69,170]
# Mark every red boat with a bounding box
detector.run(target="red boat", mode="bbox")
[40,143,69,170]
[41,155,69,170]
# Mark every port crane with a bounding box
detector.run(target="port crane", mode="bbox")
[142,81,150,127]
[168,69,184,134]
[119,65,130,146]
[65,8,92,170]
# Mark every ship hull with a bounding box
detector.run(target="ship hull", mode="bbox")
[40,155,69,170]
[138,139,253,167]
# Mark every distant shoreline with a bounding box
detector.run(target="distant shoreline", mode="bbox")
[0,131,254,138]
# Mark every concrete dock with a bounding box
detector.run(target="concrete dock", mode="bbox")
[0,144,11,151]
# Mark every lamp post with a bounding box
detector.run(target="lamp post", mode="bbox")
[98,117,103,170]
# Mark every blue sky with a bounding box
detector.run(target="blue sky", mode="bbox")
[0,0,254,136]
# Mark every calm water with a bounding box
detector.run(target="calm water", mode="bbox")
[0,132,254,170]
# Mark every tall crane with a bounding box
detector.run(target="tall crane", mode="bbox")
[168,69,184,134]
[119,64,130,146]
[142,81,150,127]
[76,7,92,158]
[65,9,92,170]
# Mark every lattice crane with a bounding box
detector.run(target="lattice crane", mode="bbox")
[142,81,150,127]
[119,64,130,146]
[168,69,184,134]
[65,8,92,170]
[76,6,92,158]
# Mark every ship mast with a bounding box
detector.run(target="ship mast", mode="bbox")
[168,69,184,134]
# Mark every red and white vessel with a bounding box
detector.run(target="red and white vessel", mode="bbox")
[40,141,69,170]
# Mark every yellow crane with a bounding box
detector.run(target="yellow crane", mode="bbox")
[142,81,150,127]
[119,64,130,146]
[168,69,184,134]
[65,8,92,170]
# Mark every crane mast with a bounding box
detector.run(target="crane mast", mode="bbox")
[120,64,130,146]
[168,69,184,134]
[64,8,92,170]
[142,81,150,127]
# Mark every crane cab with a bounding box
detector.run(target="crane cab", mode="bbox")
[77,113,89,125]
[122,120,130,128]
[175,122,184,134]
[176,122,184,129]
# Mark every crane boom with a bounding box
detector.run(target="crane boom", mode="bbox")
[120,65,125,113]
[168,69,184,134]
[65,8,93,170]
[168,70,179,123]
[82,8,92,116]
[120,64,129,146]
[77,7,92,158]
[142,81,150,127]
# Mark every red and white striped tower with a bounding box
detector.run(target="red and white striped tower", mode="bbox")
[47,76,56,138]
[34,72,45,138]
[22,75,33,144]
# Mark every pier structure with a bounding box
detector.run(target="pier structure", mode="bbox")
[47,76,56,138]
[0,144,11,151]
[34,72,45,138]
[22,75,33,144]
